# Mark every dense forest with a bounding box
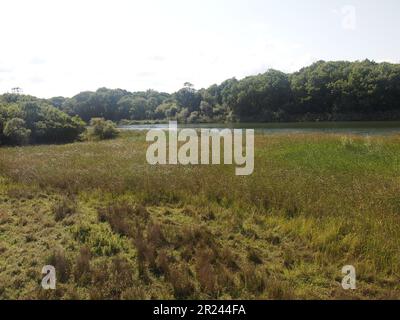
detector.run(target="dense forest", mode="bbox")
[56,60,400,123]
[1,60,400,146]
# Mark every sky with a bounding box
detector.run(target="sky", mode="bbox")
[0,0,399,98]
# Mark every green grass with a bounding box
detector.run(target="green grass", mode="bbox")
[0,131,399,299]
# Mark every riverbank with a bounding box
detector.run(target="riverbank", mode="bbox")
[118,121,400,136]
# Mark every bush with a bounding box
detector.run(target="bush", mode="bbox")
[32,112,85,144]
[53,196,77,222]
[46,250,71,283]
[89,257,135,299]
[0,97,85,146]
[73,223,126,256]
[97,203,132,237]
[169,263,196,299]
[3,118,31,145]
[88,118,118,140]
[74,246,91,284]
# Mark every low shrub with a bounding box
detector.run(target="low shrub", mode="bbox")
[74,246,91,284]
[46,250,72,283]
[86,118,118,140]
[53,196,77,221]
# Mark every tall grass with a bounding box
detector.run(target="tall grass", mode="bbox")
[0,131,399,299]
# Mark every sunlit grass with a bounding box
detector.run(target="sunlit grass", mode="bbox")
[0,131,399,299]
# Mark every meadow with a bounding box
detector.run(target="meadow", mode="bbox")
[0,131,399,299]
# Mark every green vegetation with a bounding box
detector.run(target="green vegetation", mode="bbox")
[84,118,119,141]
[0,94,85,146]
[0,131,399,299]
[55,60,400,123]
[0,60,399,299]
[3,118,31,145]
[1,60,400,146]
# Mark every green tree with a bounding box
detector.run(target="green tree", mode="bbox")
[3,118,31,145]
[175,83,201,113]
[199,101,213,118]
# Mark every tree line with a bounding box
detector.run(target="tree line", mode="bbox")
[0,94,85,146]
[1,59,400,146]
[56,60,400,124]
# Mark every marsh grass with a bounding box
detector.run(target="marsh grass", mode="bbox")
[0,131,399,299]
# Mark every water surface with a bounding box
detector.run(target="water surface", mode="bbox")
[120,122,400,136]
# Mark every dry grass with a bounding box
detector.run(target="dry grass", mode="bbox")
[0,131,399,299]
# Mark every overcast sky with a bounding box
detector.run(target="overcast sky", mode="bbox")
[0,0,399,98]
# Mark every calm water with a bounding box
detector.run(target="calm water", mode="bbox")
[120,122,400,136]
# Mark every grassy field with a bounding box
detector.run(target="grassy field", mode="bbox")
[0,131,399,299]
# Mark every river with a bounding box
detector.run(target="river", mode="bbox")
[119,121,400,136]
